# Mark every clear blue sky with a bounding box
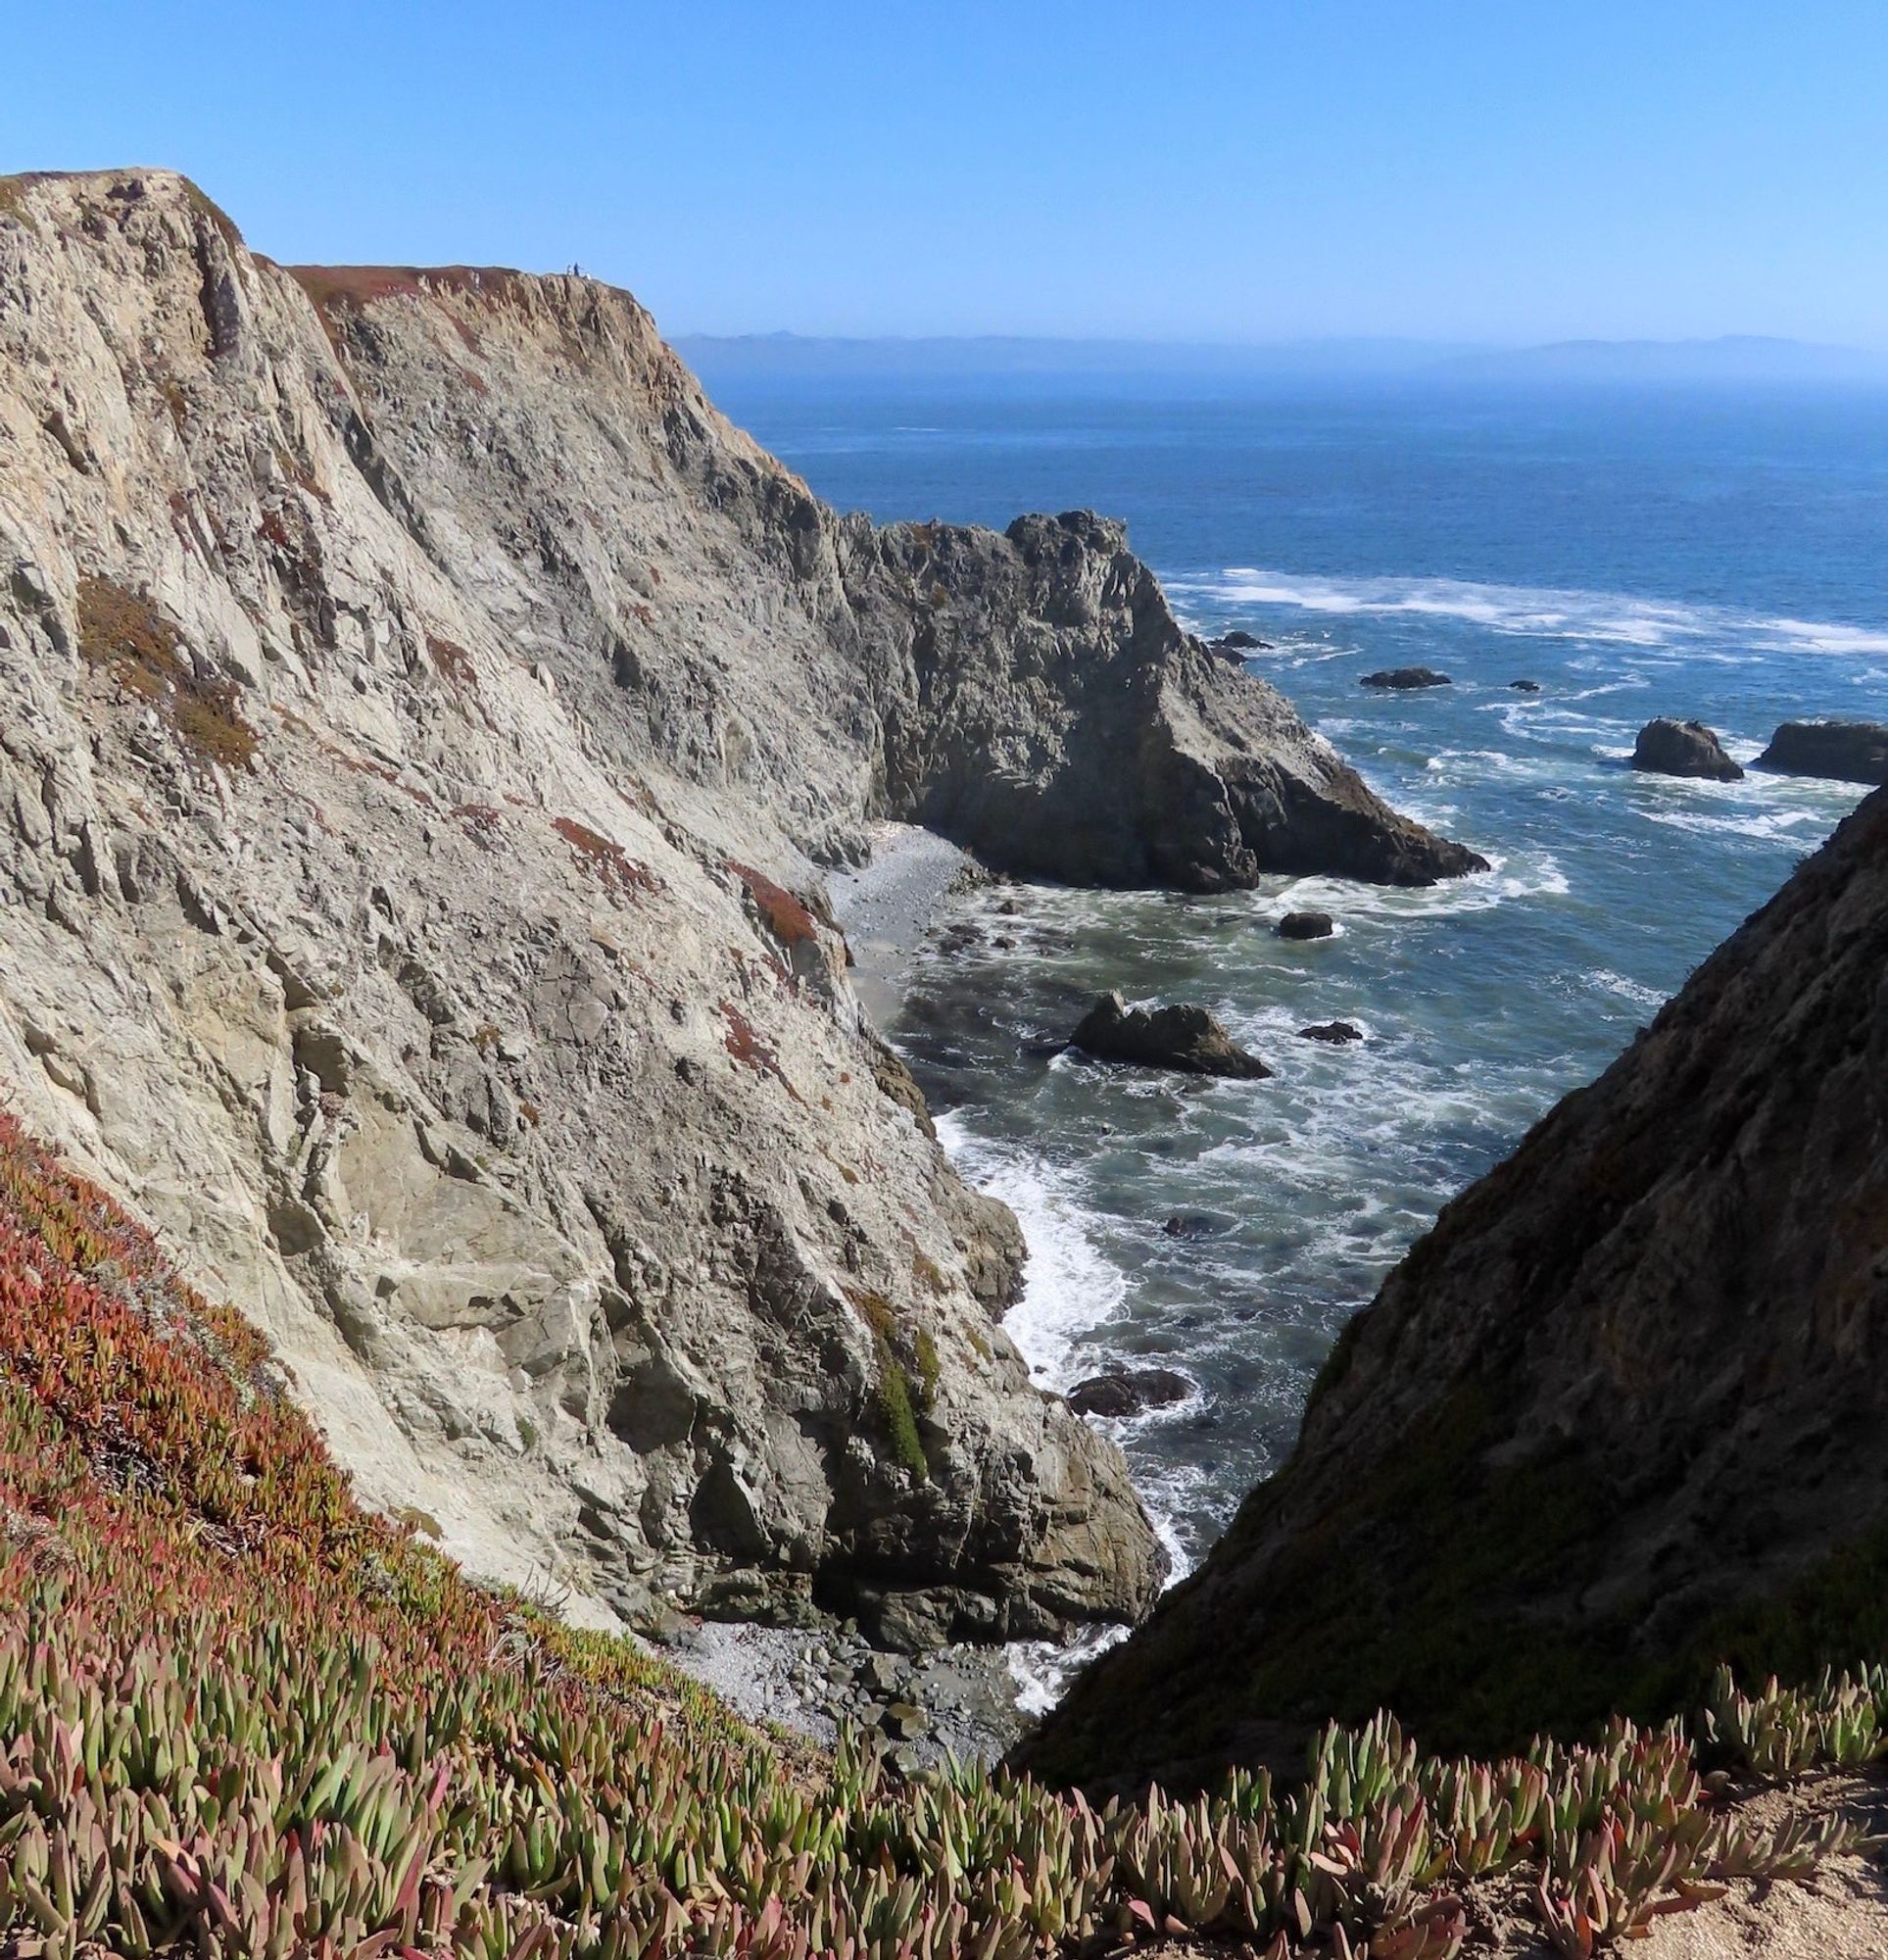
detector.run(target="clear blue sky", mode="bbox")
[7,1,1886,346]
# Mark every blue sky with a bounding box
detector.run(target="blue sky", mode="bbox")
[6,2,1886,345]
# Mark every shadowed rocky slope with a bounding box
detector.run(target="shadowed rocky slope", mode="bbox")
[1026,788,1888,1785]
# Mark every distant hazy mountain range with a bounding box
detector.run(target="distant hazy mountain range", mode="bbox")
[676,330,1888,387]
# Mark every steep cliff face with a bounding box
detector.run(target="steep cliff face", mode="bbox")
[0,169,1164,1645]
[1027,788,1888,1784]
[0,168,1473,1652]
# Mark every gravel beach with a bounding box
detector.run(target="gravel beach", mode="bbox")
[827,821,978,1023]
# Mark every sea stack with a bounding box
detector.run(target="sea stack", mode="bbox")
[1756,720,1888,786]
[1631,717,1744,781]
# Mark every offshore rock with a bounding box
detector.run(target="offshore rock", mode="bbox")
[1631,717,1743,781]
[1026,789,1888,1786]
[1070,994,1270,1079]
[1756,720,1888,787]
[1068,1368,1192,1419]
[1361,667,1452,690]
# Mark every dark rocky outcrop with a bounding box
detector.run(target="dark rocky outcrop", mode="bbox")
[1070,993,1270,1079]
[1756,721,1888,787]
[1631,718,1744,781]
[1509,679,1542,694]
[1068,1368,1192,1418]
[1297,1021,1364,1045]
[860,515,1485,891]
[1277,910,1335,941]
[1024,791,1888,1787]
[1361,667,1452,690]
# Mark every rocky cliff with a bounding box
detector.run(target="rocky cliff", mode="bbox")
[1027,787,1888,1783]
[285,265,1481,892]
[0,168,1471,1650]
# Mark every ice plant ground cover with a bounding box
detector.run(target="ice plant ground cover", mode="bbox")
[0,1109,1880,1960]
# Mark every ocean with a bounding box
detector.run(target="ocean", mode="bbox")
[698,367,1888,1673]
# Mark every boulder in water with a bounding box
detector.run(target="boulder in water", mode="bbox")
[1069,992,1270,1079]
[1068,1367,1192,1419]
[1509,679,1542,694]
[1756,720,1888,787]
[1277,910,1335,941]
[1298,1021,1364,1045]
[1361,667,1452,690]
[1162,1211,1233,1239]
[1631,717,1744,781]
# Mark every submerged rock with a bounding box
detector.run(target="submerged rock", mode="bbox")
[1277,910,1335,941]
[1069,993,1271,1079]
[1162,1211,1234,1239]
[1068,1368,1192,1418]
[1297,1021,1364,1045]
[1361,667,1452,690]
[1509,679,1542,694]
[1756,720,1888,786]
[1631,717,1744,781]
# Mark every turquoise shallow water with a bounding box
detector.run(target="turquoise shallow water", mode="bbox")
[701,368,1887,1586]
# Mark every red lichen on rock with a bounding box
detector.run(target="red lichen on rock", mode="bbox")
[554,816,660,902]
[728,861,819,949]
[426,633,477,688]
[719,1002,799,1102]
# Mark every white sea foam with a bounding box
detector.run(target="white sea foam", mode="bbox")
[1179,567,1888,659]
[933,1113,1126,1395]
[1758,617,1888,657]
[1588,969,1669,1011]
[1638,806,1843,846]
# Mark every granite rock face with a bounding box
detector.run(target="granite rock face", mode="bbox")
[0,169,1172,1646]
[1631,718,1743,781]
[1026,789,1888,1786]
[1757,721,1888,787]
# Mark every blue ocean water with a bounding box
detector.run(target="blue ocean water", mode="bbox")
[707,370,1888,1602]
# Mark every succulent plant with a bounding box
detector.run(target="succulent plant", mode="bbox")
[0,1107,1879,1960]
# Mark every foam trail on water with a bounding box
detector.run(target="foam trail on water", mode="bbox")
[1173,567,1888,657]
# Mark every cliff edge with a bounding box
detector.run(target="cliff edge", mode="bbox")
[0,169,1170,1646]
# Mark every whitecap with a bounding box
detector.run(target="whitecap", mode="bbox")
[1588,968,1669,1011]
[933,1113,1127,1394]
[1175,567,1888,661]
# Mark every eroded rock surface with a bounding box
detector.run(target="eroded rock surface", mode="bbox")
[0,169,1173,1645]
